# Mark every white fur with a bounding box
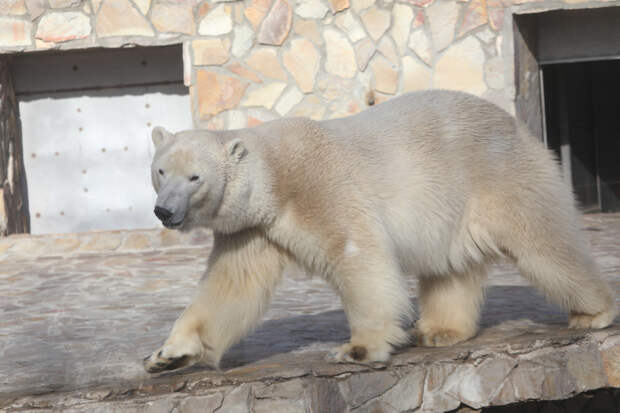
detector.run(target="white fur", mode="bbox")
[143,90,617,373]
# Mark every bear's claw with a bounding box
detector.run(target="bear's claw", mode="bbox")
[143,353,190,374]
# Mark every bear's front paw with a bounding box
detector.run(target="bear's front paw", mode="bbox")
[143,346,193,374]
[326,343,390,366]
[569,309,615,330]
[412,327,471,347]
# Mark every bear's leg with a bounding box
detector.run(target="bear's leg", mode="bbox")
[414,264,487,347]
[505,231,616,329]
[326,252,412,364]
[144,230,286,373]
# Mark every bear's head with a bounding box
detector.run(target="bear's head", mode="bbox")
[150,126,248,232]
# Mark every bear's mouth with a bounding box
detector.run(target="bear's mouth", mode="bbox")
[163,220,183,229]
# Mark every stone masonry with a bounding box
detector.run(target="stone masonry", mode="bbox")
[1,0,619,131]
[0,213,618,412]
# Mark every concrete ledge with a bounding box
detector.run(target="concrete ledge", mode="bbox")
[0,214,618,412]
[0,227,212,258]
[2,327,619,412]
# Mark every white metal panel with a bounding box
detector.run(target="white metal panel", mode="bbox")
[19,83,192,234]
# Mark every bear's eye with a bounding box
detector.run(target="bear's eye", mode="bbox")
[189,175,199,182]
[158,169,164,176]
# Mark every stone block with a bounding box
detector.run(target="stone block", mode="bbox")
[245,48,287,81]
[457,0,488,38]
[323,28,357,79]
[335,10,366,42]
[328,0,349,13]
[196,70,248,118]
[391,3,413,55]
[295,0,328,19]
[339,370,399,408]
[427,0,459,51]
[360,7,390,41]
[0,0,27,15]
[199,5,232,36]
[283,38,319,93]
[243,82,287,109]
[355,38,376,71]
[408,29,432,65]
[151,4,194,35]
[257,0,292,45]
[232,24,254,58]
[402,55,431,92]
[0,17,32,47]
[434,36,486,95]
[36,12,91,43]
[275,86,304,116]
[193,38,230,66]
[370,55,398,95]
[244,0,272,29]
[96,0,154,37]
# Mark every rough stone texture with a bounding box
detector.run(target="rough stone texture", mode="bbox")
[49,0,80,8]
[96,0,154,37]
[355,38,376,71]
[196,70,248,118]
[390,3,413,55]
[458,0,488,37]
[257,0,292,45]
[335,10,365,42]
[232,24,254,58]
[329,0,350,13]
[0,214,618,412]
[245,48,287,81]
[275,86,303,115]
[435,36,486,95]
[283,37,319,93]
[0,17,31,47]
[151,4,194,35]
[408,29,432,65]
[243,82,287,109]
[192,38,229,66]
[133,0,150,15]
[294,0,328,19]
[198,4,232,36]
[35,12,91,43]
[360,7,390,41]
[226,62,263,83]
[402,55,432,92]
[377,36,398,65]
[370,55,398,94]
[427,0,460,51]
[324,28,357,79]
[244,0,271,29]
[0,0,27,15]
[293,18,322,44]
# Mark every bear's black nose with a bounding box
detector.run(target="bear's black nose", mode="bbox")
[154,206,173,222]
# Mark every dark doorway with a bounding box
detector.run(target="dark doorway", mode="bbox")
[542,60,620,212]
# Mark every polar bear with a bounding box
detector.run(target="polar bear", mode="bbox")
[143,90,616,373]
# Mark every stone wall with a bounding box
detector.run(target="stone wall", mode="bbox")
[2,0,620,131]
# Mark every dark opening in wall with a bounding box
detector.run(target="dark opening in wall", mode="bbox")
[542,60,620,212]
[513,7,620,213]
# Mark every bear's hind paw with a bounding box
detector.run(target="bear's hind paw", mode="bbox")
[326,343,390,366]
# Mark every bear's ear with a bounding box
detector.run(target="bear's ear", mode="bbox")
[226,138,247,163]
[152,127,173,149]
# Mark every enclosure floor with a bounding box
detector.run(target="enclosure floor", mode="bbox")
[1,214,619,412]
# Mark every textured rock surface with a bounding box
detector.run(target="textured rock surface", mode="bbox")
[3,0,612,131]
[0,214,618,412]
